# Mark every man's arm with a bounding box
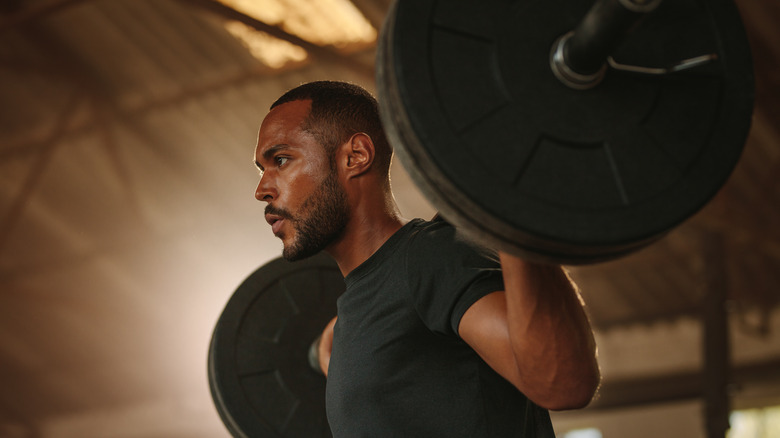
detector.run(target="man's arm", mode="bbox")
[458,251,600,411]
[317,316,337,376]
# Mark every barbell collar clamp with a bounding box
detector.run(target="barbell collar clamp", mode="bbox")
[550,0,663,89]
[550,32,607,90]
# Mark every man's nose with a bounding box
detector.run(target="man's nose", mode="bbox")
[255,176,277,202]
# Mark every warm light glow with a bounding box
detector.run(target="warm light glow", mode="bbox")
[225,21,308,69]
[729,406,780,438]
[220,0,377,68]
[564,428,603,438]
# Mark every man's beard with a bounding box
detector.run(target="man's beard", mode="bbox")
[267,171,350,261]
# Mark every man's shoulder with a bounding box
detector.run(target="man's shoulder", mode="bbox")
[404,217,457,246]
[407,215,456,235]
[404,216,497,263]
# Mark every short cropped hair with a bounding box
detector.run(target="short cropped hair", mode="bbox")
[270,81,393,175]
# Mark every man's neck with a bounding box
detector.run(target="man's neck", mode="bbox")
[326,201,407,277]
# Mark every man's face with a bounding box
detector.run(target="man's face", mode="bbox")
[254,100,350,261]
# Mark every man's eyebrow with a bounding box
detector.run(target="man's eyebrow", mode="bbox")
[263,144,291,160]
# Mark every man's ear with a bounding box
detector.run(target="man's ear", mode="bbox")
[341,133,375,178]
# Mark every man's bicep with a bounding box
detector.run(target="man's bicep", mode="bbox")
[457,291,523,389]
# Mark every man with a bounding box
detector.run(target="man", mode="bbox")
[254,81,599,437]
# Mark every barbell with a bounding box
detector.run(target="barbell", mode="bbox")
[377,0,753,264]
[209,0,755,435]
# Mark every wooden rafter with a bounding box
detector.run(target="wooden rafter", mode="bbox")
[0,92,85,254]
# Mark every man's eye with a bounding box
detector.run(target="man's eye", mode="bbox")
[276,156,289,167]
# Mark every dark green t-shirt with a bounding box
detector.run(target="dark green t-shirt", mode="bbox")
[326,219,554,437]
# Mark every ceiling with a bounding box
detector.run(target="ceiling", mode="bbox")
[0,0,778,436]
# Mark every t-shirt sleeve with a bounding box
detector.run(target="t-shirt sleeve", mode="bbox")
[405,222,505,336]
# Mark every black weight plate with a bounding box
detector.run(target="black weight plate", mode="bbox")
[377,0,754,264]
[208,253,344,437]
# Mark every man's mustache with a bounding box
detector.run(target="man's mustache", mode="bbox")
[265,205,293,221]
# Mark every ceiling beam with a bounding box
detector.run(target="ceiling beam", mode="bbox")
[1,0,379,164]
[0,92,85,256]
[0,64,272,163]
[90,97,151,228]
[588,357,780,411]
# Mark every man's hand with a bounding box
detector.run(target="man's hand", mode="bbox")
[318,316,338,376]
